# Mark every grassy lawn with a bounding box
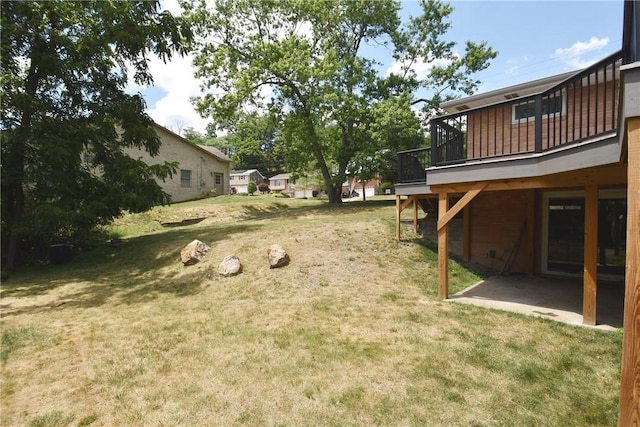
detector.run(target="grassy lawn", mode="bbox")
[0,195,622,426]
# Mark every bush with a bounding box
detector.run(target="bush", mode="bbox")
[247,181,258,195]
[258,182,270,194]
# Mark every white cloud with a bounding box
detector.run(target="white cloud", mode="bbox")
[143,53,211,135]
[124,0,211,135]
[554,36,610,69]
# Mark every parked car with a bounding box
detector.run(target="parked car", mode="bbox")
[342,190,359,198]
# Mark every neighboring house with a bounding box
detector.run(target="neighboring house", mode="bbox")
[269,173,293,195]
[342,177,381,199]
[230,169,266,193]
[124,123,231,202]
[395,2,639,329]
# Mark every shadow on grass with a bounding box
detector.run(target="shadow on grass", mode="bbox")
[234,198,396,222]
[0,222,261,315]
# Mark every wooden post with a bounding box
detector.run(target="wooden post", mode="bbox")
[438,192,449,299]
[583,184,598,326]
[619,117,640,425]
[413,196,418,233]
[396,195,401,241]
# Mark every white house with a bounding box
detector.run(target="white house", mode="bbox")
[230,169,266,193]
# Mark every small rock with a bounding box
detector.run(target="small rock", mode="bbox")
[268,244,290,269]
[180,239,210,265]
[219,255,242,277]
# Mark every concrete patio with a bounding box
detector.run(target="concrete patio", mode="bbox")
[449,275,625,331]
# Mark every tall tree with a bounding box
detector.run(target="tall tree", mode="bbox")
[225,112,284,174]
[1,1,191,268]
[183,0,496,203]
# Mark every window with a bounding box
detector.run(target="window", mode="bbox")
[215,173,222,185]
[512,94,564,123]
[180,169,191,187]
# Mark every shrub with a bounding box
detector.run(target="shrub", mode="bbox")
[247,181,258,195]
[258,182,270,194]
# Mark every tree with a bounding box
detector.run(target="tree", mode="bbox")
[247,181,258,196]
[225,112,285,175]
[1,1,192,268]
[183,0,496,203]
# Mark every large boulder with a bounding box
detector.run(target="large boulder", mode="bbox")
[219,255,242,277]
[268,244,290,269]
[180,239,210,266]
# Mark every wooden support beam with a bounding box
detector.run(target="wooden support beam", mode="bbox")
[437,182,487,231]
[463,205,471,262]
[430,164,627,195]
[619,116,640,426]
[396,195,417,240]
[413,196,418,233]
[583,184,598,326]
[395,195,401,241]
[438,192,449,299]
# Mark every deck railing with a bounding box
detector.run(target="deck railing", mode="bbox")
[397,147,430,183]
[430,50,622,166]
[398,50,623,183]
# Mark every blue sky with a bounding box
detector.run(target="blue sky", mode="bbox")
[136,0,624,134]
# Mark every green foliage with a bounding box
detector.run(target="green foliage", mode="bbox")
[214,112,284,174]
[1,1,192,267]
[247,180,258,195]
[183,0,496,203]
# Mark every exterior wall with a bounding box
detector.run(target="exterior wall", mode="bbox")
[466,80,619,159]
[270,175,292,193]
[124,126,230,202]
[294,189,316,198]
[468,190,530,272]
[419,217,464,257]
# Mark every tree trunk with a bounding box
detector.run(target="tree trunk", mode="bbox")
[3,54,40,269]
[305,120,341,204]
[4,184,25,270]
[362,181,366,201]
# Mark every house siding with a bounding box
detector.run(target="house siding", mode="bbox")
[466,80,620,159]
[124,126,230,202]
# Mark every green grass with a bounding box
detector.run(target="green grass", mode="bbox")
[0,194,622,426]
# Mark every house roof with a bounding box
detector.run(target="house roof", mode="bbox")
[198,144,231,162]
[230,169,264,176]
[153,122,232,163]
[440,70,578,114]
[269,173,291,180]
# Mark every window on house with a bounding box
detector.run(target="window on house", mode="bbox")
[240,175,245,180]
[180,169,192,187]
[512,94,564,123]
[215,173,222,185]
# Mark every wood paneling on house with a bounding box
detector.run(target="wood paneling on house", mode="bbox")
[466,80,620,160]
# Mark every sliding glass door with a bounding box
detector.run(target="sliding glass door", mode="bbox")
[543,190,626,278]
